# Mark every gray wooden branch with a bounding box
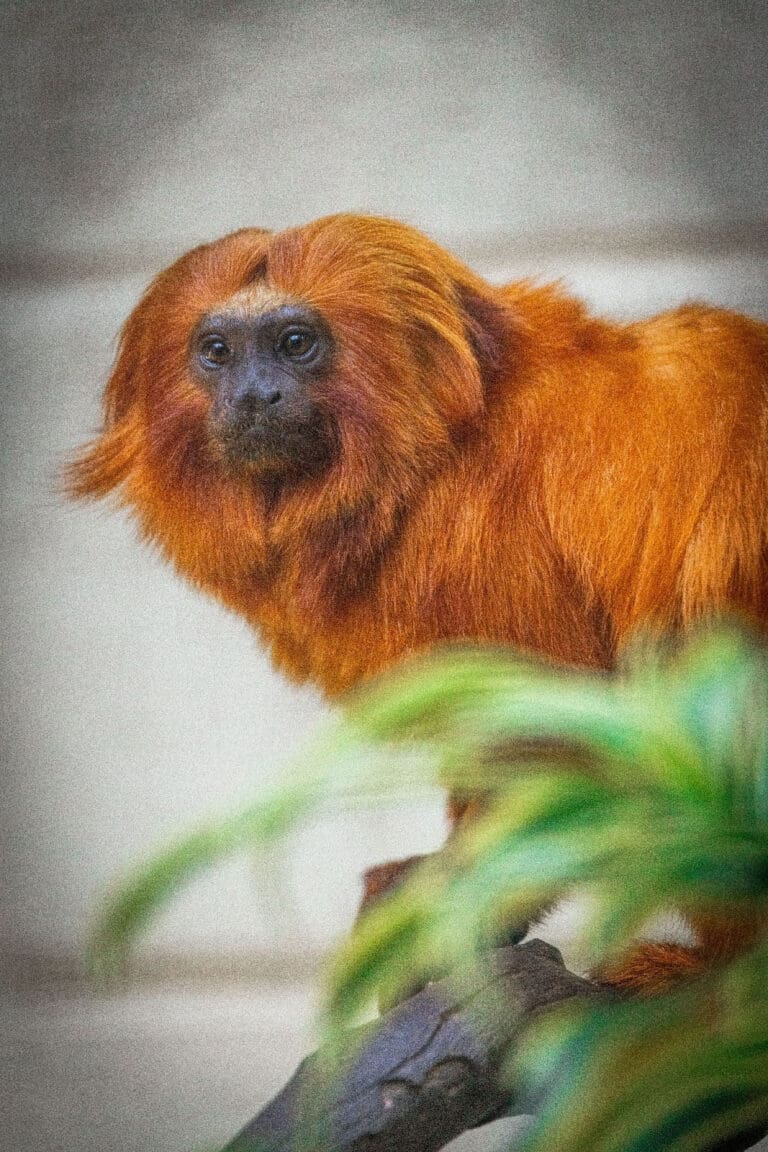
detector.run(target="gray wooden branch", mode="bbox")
[221,939,605,1152]
[221,937,767,1152]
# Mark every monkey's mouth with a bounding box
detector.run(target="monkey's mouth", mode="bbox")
[209,413,335,476]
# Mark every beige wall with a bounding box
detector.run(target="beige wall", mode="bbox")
[3,0,768,974]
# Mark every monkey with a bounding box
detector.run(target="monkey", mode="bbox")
[68,213,768,993]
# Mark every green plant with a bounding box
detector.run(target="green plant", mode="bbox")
[92,623,768,1151]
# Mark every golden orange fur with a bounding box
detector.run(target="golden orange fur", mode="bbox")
[69,213,768,990]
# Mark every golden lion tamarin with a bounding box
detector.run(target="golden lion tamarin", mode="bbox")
[69,214,768,991]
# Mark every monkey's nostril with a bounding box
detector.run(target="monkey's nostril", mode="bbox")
[233,382,282,410]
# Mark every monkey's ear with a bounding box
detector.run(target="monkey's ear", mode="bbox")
[64,308,145,500]
[454,281,513,395]
[415,278,514,434]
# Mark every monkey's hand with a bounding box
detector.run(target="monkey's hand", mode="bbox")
[358,853,530,1010]
[359,855,433,918]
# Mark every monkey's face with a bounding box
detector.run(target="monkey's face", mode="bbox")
[190,295,336,476]
[69,215,508,585]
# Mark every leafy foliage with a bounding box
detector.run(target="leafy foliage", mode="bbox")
[92,624,768,1150]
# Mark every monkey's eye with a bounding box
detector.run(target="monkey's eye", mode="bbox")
[276,328,318,362]
[199,336,233,368]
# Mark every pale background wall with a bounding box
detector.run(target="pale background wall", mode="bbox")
[2,2,768,1150]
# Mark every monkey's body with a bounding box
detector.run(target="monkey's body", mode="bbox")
[253,290,767,696]
[70,214,768,990]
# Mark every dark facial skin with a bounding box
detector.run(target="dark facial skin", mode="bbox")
[191,302,336,474]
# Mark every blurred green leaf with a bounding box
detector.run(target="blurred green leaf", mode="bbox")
[90,621,768,1150]
[514,944,768,1152]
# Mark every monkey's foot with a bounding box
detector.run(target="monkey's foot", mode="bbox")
[594,940,707,995]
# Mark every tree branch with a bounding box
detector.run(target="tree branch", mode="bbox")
[222,939,605,1152]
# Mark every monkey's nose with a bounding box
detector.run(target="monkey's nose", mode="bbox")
[231,378,283,414]
[253,381,283,406]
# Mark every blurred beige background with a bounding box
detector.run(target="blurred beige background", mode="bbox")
[2,2,767,1150]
